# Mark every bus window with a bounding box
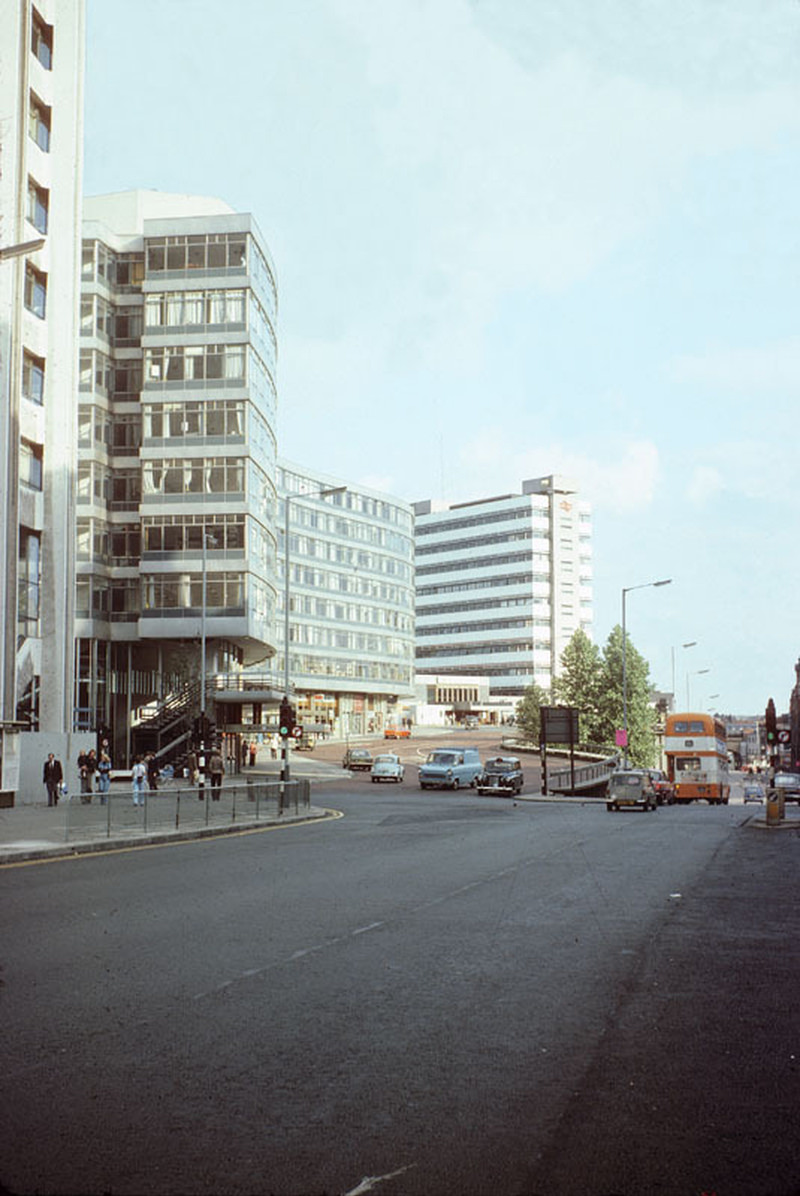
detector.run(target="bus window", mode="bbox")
[676,757,701,771]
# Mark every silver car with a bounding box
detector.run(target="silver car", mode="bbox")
[371,754,404,783]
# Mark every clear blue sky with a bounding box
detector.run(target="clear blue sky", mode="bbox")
[83,0,800,716]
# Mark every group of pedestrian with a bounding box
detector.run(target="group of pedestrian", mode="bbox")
[44,747,114,807]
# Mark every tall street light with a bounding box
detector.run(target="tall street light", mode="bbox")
[687,668,710,709]
[0,237,45,261]
[282,485,346,783]
[671,641,697,702]
[622,578,672,767]
[198,529,218,792]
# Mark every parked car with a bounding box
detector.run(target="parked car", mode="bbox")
[384,726,411,739]
[743,783,765,804]
[342,748,373,771]
[647,769,675,805]
[606,769,658,812]
[773,773,800,803]
[371,754,404,783]
[476,756,523,796]
[418,748,483,790]
[294,736,314,752]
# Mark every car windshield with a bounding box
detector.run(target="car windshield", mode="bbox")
[612,775,643,787]
[374,756,396,764]
[351,751,369,758]
[485,761,515,774]
[427,752,458,765]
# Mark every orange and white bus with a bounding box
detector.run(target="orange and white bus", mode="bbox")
[664,712,730,805]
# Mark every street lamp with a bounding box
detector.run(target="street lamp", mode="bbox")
[671,641,697,701]
[0,237,45,261]
[198,529,218,791]
[282,484,346,783]
[622,578,672,767]
[687,668,710,709]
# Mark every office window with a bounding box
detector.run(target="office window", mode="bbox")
[22,350,45,403]
[24,263,47,318]
[31,10,53,69]
[28,93,51,151]
[27,178,49,234]
[18,529,41,638]
[20,439,43,491]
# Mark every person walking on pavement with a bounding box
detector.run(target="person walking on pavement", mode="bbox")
[249,741,257,767]
[131,756,147,806]
[43,753,63,807]
[77,748,97,803]
[145,752,159,792]
[208,749,224,801]
[96,752,112,803]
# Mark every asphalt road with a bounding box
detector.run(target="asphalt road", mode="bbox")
[0,765,797,1196]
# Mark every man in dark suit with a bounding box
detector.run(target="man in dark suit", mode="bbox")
[43,753,63,807]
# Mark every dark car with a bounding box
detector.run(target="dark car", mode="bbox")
[476,756,524,796]
[342,748,373,771]
[648,769,675,805]
[773,773,800,803]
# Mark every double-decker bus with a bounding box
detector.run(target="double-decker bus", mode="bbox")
[664,712,730,805]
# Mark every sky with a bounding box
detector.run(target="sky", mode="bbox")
[83,0,800,716]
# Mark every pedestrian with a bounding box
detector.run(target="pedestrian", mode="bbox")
[249,741,257,767]
[96,751,112,803]
[186,750,199,786]
[145,752,159,792]
[131,756,147,806]
[77,748,96,803]
[43,752,63,807]
[208,748,224,800]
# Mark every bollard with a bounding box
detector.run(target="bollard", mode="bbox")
[766,788,781,826]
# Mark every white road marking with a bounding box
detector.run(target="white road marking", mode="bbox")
[343,1163,416,1195]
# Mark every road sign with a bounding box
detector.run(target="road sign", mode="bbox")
[291,725,304,739]
[777,729,790,745]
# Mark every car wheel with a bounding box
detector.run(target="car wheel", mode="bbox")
[606,803,614,812]
[451,778,459,790]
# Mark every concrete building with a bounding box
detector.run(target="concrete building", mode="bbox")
[272,461,416,738]
[0,0,85,799]
[413,476,592,698]
[77,191,279,766]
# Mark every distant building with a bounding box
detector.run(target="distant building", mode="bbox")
[413,477,592,697]
[274,461,416,737]
[0,0,85,797]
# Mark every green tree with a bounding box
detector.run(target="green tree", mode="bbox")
[515,682,550,745]
[595,624,657,766]
[551,629,602,743]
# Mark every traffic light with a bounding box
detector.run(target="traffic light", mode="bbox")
[279,697,295,738]
[765,698,777,746]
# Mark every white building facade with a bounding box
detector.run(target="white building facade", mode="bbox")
[273,461,416,737]
[414,476,593,697]
[77,191,279,765]
[0,0,85,798]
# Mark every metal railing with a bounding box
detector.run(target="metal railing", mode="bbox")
[61,779,311,843]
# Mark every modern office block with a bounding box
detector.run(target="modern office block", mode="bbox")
[0,0,85,797]
[413,476,593,697]
[274,461,416,737]
[77,191,279,764]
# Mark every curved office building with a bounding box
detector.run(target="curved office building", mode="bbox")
[77,191,279,763]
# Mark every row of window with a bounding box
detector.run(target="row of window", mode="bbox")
[416,642,549,658]
[416,529,538,557]
[289,595,412,632]
[280,467,414,533]
[415,506,533,537]
[287,652,413,685]
[82,242,144,290]
[416,617,536,637]
[145,344,248,384]
[81,296,143,344]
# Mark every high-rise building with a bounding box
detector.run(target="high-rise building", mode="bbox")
[275,461,416,737]
[0,0,85,798]
[413,476,593,696]
[77,191,279,764]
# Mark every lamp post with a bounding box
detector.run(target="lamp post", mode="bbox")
[671,641,697,703]
[687,668,710,709]
[199,529,218,792]
[282,485,346,784]
[622,578,672,767]
[0,237,45,261]
[707,693,720,711]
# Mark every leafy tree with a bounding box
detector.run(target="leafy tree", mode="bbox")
[552,629,602,742]
[515,682,550,745]
[595,625,657,766]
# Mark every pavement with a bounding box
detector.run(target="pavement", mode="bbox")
[0,760,342,865]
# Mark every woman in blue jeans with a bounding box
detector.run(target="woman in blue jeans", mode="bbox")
[96,752,112,803]
[131,756,147,806]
